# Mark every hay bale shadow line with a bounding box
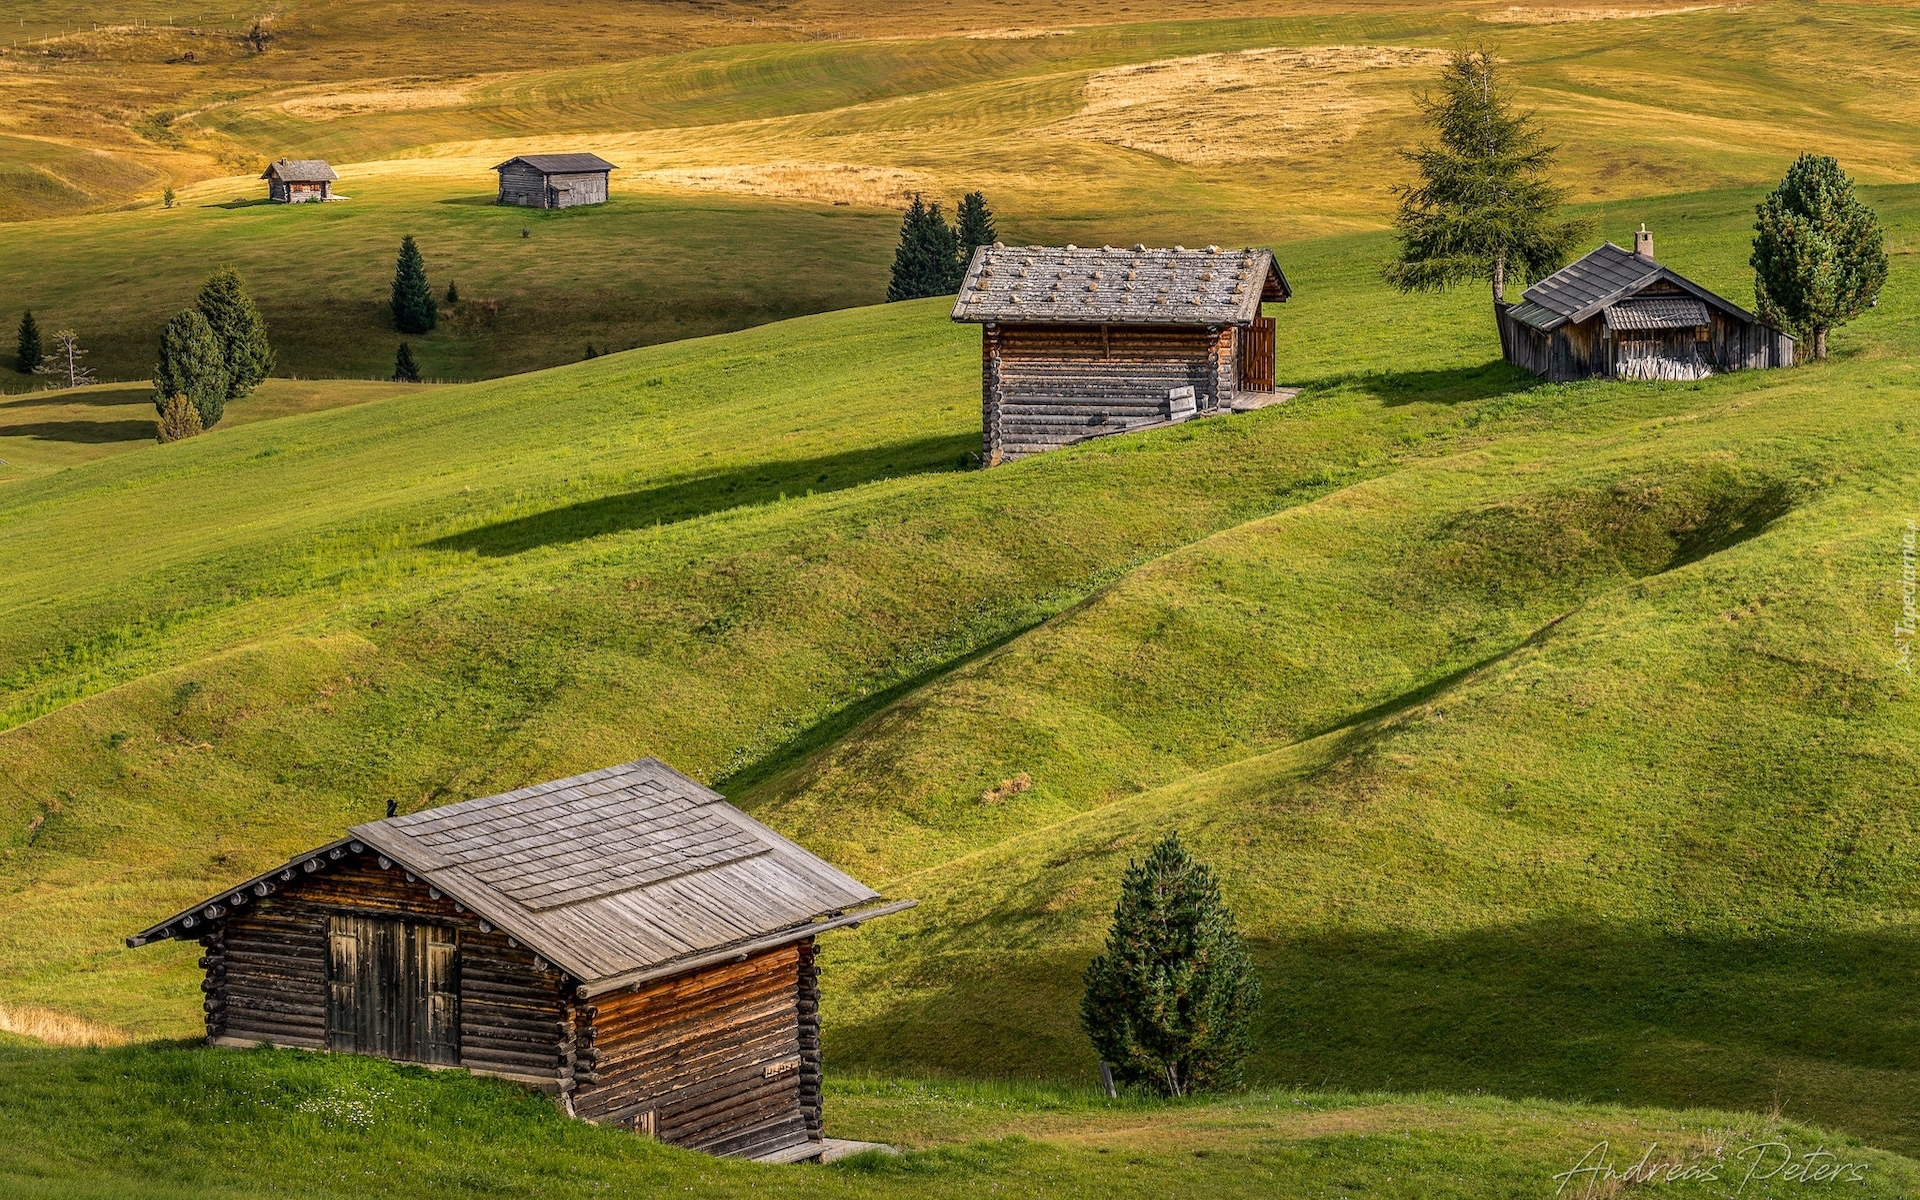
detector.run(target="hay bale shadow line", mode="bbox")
[428,432,979,557]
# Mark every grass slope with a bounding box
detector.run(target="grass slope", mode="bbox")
[5,1043,1919,1199]
[2,186,1916,1185]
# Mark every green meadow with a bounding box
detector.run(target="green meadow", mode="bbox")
[6,0,1920,1191]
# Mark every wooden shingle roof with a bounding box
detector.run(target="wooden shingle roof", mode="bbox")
[494,153,618,175]
[1508,241,1771,335]
[129,758,908,996]
[951,244,1290,326]
[261,159,337,183]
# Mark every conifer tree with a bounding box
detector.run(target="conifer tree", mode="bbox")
[956,190,998,264]
[391,236,437,334]
[15,310,40,376]
[1080,833,1261,1097]
[392,342,422,383]
[1751,154,1887,361]
[195,267,274,400]
[155,394,204,443]
[1384,48,1589,305]
[153,309,230,428]
[887,195,963,301]
[446,279,460,306]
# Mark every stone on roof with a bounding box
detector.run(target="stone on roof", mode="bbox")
[494,153,619,175]
[261,159,337,183]
[951,244,1290,326]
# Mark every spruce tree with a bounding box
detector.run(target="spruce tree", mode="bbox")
[1751,154,1887,361]
[153,309,230,429]
[195,267,274,400]
[956,190,998,265]
[15,310,40,376]
[1384,48,1589,305]
[1080,833,1261,1097]
[887,195,964,301]
[392,342,422,383]
[446,279,460,306]
[391,236,437,334]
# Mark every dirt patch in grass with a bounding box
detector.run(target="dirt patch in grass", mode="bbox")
[1057,45,1450,166]
[1479,4,1729,23]
[637,162,935,207]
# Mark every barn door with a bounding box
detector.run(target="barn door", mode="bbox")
[327,915,459,1064]
[1236,317,1276,393]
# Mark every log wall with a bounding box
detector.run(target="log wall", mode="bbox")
[983,322,1223,463]
[1498,300,1792,383]
[497,166,609,208]
[210,853,575,1091]
[570,941,817,1160]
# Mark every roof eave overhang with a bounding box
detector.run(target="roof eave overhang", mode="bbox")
[574,897,919,999]
[126,836,357,946]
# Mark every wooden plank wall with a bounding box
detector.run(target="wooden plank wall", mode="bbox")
[210,853,576,1091]
[498,164,553,208]
[985,323,1220,462]
[545,171,609,207]
[572,942,814,1159]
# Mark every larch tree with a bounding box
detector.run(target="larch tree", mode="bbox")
[391,236,437,334]
[1751,153,1888,361]
[1384,48,1589,307]
[35,329,95,389]
[15,310,41,376]
[1080,833,1261,1098]
[153,309,230,428]
[196,267,274,399]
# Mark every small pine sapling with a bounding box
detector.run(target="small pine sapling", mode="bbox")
[15,310,41,376]
[1081,833,1261,1098]
[391,236,437,334]
[392,342,422,383]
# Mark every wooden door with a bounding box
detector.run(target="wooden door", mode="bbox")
[327,915,459,1064]
[1236,317,1276,392]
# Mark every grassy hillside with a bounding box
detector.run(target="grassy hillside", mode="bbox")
[3,181,1917,1187]
[6,3,1920,383]
[5,1044,1919,1199]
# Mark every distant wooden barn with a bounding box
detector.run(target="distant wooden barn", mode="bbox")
[261,159,337,203]
[129,758,912,1162]
[493,153,618,209]
[951,243,1293,464]
[1497,227,1792,382]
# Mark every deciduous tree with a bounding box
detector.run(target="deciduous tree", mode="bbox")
[35,329,95,389]
[153,309,229,428]
[1081,833,1261,1097]
[1384,48,1589,306]
[1751,153,1888,361]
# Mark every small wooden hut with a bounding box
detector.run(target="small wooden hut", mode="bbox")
[493,153,617,209]
[129,758,912,1162]
[951,243,1292,464]
[261,159,338,203]
[1497,227,1793,382]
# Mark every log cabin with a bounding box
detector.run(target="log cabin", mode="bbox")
[493,153,617,209]
[128,757,913,1162]
[1497,226,1793,382]
[951,243,1293,464]
[261,159,337,203]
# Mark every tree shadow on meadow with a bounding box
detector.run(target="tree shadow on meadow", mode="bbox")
[429,432,980,557]
[827,921,1920,1153]
[1303,358,1547,407]
[0,418,155,444]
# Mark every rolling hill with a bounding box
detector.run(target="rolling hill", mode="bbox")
[2,177,1917,1195]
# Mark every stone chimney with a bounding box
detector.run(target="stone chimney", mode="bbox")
[1634,223,1655,263]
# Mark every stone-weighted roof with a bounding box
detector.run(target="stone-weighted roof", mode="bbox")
[952,244,1290,326]
[261,159,337,182]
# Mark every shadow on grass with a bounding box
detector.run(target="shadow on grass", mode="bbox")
[429,432,979,557]
[0,419,153,444]
[830,923,1920,1153]
[1307,359,1546,407]
[205,198,277,210]
[0,385,151,410]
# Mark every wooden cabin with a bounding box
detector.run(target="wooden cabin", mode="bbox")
[951,243,1292,464]
[493,153,617,209]
[1497,226,1793,382]
[261,159,337,203]
[128,758,912,1162]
